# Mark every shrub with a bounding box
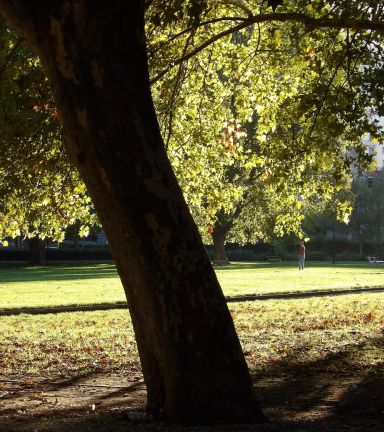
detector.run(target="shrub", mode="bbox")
[306,250,332,261]
[273,243,289,260]
[226,249,257,261]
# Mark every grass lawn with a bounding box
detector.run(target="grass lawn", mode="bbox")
[0,292,383,378]
[215,261,384,296]
[0,261,383,385]
[1,261,383,310]
[0,263,124,310]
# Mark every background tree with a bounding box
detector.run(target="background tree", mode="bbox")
[0,17,97,247]
[348,176,384,254]
[2,1,380,254]
[149,0,380,260]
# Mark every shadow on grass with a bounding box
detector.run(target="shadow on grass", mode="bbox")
[250,333,384,380]
[0,301,128,314]
[251,334,384,425]
[0,263,119,284]
[253,371,384,428]
[0,368,147,432]
[0,369,143,399]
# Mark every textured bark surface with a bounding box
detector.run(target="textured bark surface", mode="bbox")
[0,0,266,424]
[211,224,230,263]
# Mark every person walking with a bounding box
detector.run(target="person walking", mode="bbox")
[298,241,306,270]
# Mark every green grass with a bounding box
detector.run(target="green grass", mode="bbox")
[0,262,383,380]
[0,263,124,310]
[0,293,383,379]
[231,292,384,377]
[215,261,384,296]
[1,261,383,310]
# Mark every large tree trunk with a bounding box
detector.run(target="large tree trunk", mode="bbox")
[0,0,266,424]
[28,237,47,266]
[211,223,230,263]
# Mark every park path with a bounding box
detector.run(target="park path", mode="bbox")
[1,286,384,316]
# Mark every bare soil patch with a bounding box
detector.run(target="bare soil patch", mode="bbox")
[0,371,383,432]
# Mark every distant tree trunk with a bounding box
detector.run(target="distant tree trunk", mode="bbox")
[0,1,266,424]
[211,223,231,263]
[359,230,363,255]
[376,199,381,243]
[28,237,47,266]
[73,237,79,250]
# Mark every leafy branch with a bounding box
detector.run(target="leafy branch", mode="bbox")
[0,35,24,82]
[150,12,384,85]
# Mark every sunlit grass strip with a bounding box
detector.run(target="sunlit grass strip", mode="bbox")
[0,293,383,379]
[1,262,384,310]
[0,264,125,310]
[215,261,384,297]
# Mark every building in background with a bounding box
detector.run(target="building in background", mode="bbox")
[363,114,384,178]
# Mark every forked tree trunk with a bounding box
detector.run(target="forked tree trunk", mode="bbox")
[28,237,47,266]
[0,0,266,424]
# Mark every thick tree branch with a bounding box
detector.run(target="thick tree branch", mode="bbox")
[147,16,247,59]
[214,166,265,233]
[150,12,384,85]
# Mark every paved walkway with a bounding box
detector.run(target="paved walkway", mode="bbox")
[1,286,384,316]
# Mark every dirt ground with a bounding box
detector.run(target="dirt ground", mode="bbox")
[0,370,383,432]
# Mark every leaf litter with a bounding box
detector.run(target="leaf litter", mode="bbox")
[0,293,383,431]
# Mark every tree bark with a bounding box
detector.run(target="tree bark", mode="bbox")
[209,168,259,264]
[0,0,266,424]
[211,223,230,263]
[28,237,47,266]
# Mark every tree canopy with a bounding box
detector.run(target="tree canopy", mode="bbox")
[148,0,383,250]
[1,1,383,247]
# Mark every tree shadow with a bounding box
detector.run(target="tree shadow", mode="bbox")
[226,286,384,302]
[0,263,119,284]
[0,369,145,414]
[251,334,384,426]
[0,336,383,430]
